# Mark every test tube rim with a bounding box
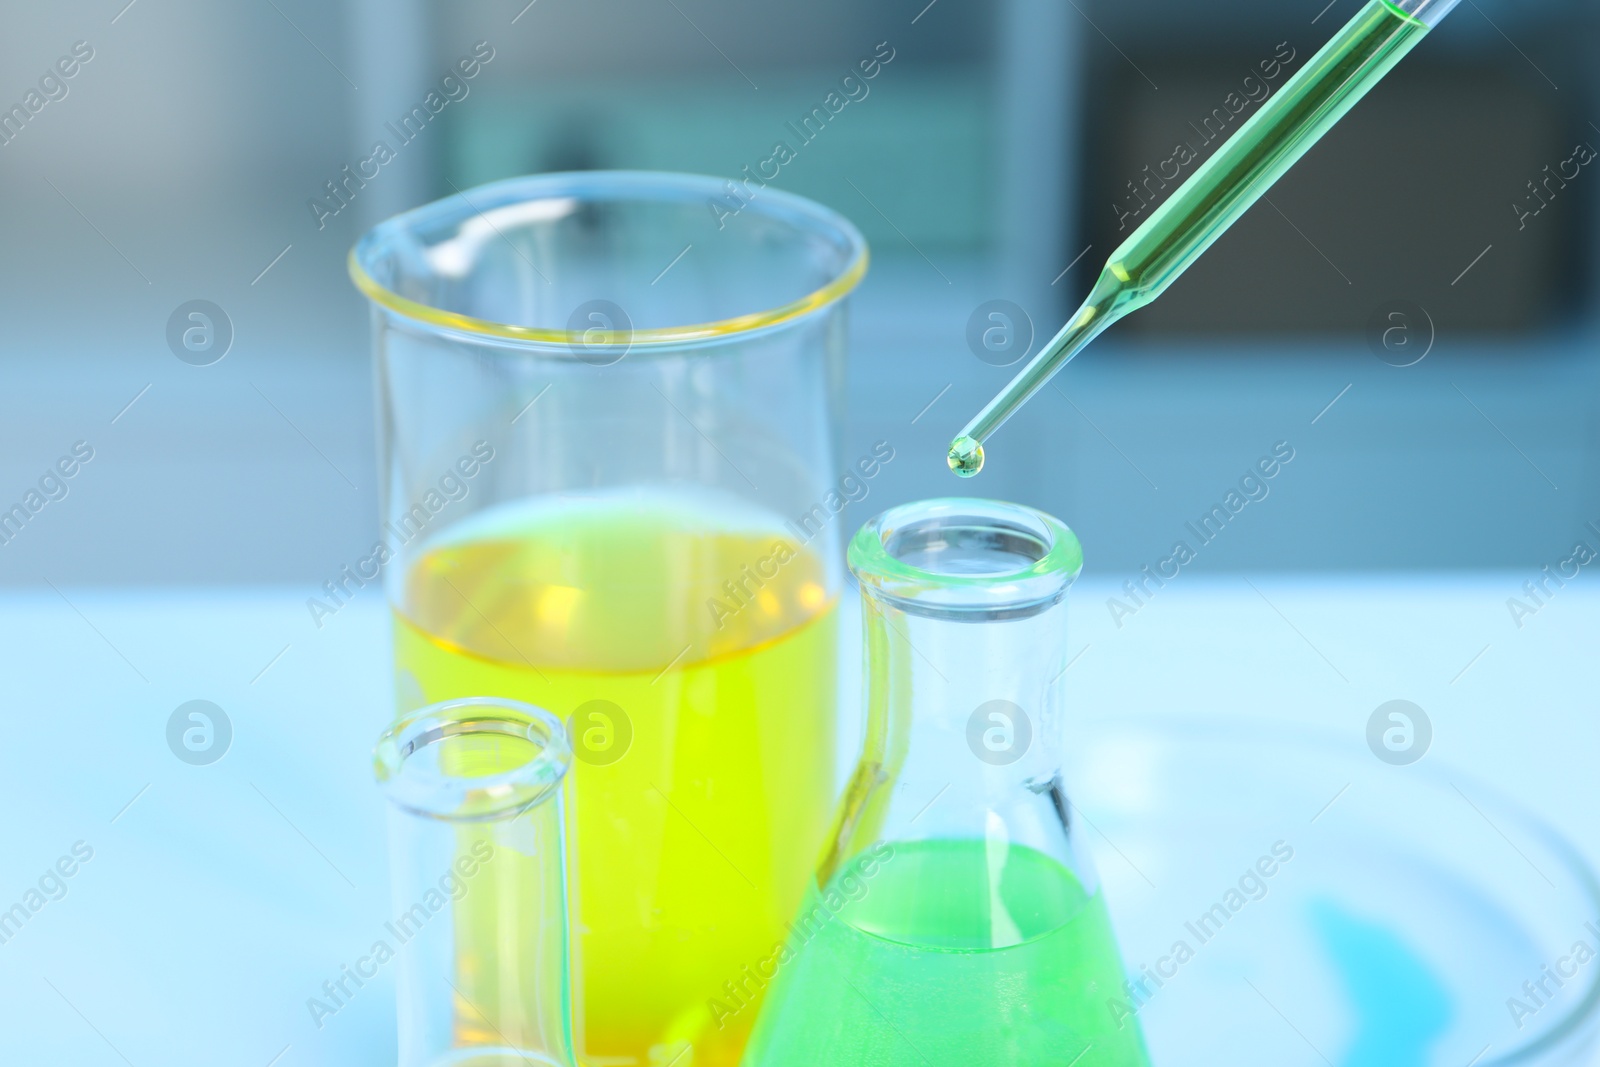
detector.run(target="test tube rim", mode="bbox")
[375,696,573,823]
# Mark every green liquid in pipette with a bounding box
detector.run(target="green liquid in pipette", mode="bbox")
[950,0,1433,476]
[741,839,1151,1067]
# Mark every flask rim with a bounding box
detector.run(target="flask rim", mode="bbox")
[848,498,1083,620]
[348,170,869,350]
[374,697,572,822]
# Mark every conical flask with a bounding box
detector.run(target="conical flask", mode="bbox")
[740,498,1151,1066]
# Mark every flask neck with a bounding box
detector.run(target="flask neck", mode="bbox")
[862,583,1071,780]
[827,499,1086,888]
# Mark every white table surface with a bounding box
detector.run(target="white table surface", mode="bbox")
[1,575,1594,1065]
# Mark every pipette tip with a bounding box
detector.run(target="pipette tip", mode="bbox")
[947,436,984,478]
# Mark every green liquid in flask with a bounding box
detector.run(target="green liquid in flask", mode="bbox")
[949,0,1437,472]
[742,839,1150,1067]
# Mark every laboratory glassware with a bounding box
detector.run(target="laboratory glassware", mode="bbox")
[351,171,868,1067]
[950,0,1464,475]
[374,697,574,1067]
[1070,717,1600,1065]
[741,499,1151,1067]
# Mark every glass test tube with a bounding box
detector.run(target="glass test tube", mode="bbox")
[374,698,575,1067]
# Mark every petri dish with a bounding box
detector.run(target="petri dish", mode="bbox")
[1068,718,1600,1066]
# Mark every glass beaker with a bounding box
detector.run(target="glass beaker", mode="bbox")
[374,697,574,1067]
[742,499,1152,1066]
[351,172,868,1067]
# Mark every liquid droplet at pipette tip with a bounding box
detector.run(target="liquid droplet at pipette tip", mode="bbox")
[947,436,984,478]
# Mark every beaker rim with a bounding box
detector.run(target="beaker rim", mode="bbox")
[347,170,869,349]
[374,697,572,822]
[849,498,1084,620]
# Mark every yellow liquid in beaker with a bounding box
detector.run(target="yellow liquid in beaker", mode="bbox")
[394,491,839,1067]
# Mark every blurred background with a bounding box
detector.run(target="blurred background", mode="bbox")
[1,0,1596,587]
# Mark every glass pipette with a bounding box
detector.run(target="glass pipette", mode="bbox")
[948,0,1463,476]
